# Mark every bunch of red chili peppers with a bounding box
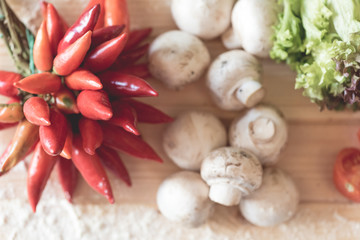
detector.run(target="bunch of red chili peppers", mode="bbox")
[0,0,172,212]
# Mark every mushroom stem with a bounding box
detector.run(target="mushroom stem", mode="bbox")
[249,117,276,143]
[221,27,242,50]
[209,183,242,206]
[235,78,265,107]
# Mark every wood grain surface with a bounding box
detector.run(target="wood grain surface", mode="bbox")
[0,0,360,239]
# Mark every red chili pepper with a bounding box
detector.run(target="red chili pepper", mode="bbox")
[53,31,92,76]
[72,134,114,203]
[82,0,105,30]
[116,64,151,79]
[123,28,152,52]
[78,117,103,155]
[97,145,131,186]
[64,68,103,90]
[101,123,162,162]
[0,119,39,173]
[39,109,68,156]
[27,142,58,212]
[14,72,61,94]
[33,20,53,72]
[6,98,20,104]
[104,0,129,34]
[55,87,79,114]
[23,97,50,126]
[0,103,24,123]
[0,122,17,131]
[91,25,125,48]
[56,157,78,203]
[60,127,72,159]
[83,32,128,73]
[57,4,100,54]
[0,71,21,98]
[113,43,149,68]
[77,90,113,120]
[46,3,66,55]
[109,100,139,135]
[99,71,158,97]
[119,98,173,123]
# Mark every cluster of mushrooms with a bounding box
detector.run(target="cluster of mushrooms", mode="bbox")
[149,0,298,228]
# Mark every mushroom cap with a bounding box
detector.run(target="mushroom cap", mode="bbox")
[171,0,234,40]
[206,50,263,111]
[157,171,214,227]
[163,111,227,171]
[149,30,211,90]
[201,147,263,196]
[239,167,299,227]
[229,105,288,166]
[231,0,280,58]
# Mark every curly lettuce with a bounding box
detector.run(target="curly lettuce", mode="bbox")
[270,0,360,110]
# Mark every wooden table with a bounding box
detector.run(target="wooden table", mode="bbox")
[0,0,360,239]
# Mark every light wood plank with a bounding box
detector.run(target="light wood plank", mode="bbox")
[0,0,360,238]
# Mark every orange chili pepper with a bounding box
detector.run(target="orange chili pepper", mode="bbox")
[46,3,66,55]
[0,103,24,123]
[27,142,58,212]
[0,119,39,173]
[97,145,131,186]
[53,30,92,76]
[23,97,51,126]
[83,32,128,73]
[33,20,53,72]
[40,1,48,18]
[41,1,68,33]
[64,68,102,90]
[72,134,114,203]
[78,117,103,155]
[39,109,68,156]
[55,87,79,114]
[56,157,78,203]
[77,90,113,120]
[14,72,61,94]
[104,0,129,34]
[60,127,72,159]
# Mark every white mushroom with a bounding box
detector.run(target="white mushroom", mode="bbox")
[157,171,214,227]
[222,0,281,58]
[240,167,299,227]
[149,30,211,89]
[163,111,227,171]
[229,105,288,166]
[206,50,265,111]
[201,147,262,206]
[171,0,235,40]
[221,27,242,50]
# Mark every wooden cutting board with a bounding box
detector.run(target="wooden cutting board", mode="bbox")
[0,0,359,239]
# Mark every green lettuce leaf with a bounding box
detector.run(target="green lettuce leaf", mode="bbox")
[271,0,360,110]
